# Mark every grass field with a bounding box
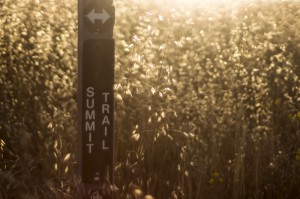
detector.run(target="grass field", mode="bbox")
[1,0,300,198]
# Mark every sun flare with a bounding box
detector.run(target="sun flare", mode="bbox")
[143,0,282,7]
[154,0,243,6]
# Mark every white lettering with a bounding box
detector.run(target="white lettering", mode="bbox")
[86,110,95,120]
[102,140,109,150]
[102,104,110,114]
[100,92,111,151]
[102,116,110,125]
[86,121,95,131]
[87,87,95,97]
[85,87,96,154]
[86,98,94,109]
[104,126,108,136]
[102,92,110,102]
[87,143,94,154]
[89,132,92,142]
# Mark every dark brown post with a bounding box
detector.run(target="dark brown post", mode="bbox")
[78,0,115,198]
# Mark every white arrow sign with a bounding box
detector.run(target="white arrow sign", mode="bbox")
[87,9,111,24]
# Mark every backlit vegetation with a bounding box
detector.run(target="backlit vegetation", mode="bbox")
[0,0,300,198]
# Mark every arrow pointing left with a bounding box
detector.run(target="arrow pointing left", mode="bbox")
[87,9,111,24]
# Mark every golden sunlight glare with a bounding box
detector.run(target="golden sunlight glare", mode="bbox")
[147,0,285,7]
[155,0,243,6]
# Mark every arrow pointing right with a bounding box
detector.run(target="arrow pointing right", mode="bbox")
[87,9,111,24]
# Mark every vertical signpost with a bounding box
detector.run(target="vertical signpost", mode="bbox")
[78,0,115,198]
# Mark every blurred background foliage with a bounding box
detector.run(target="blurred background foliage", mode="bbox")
[0,0,300,198]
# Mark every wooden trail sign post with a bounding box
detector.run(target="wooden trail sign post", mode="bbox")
[78,0,115,198]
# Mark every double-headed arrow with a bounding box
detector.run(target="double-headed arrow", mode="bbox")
[87,9,111,24]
